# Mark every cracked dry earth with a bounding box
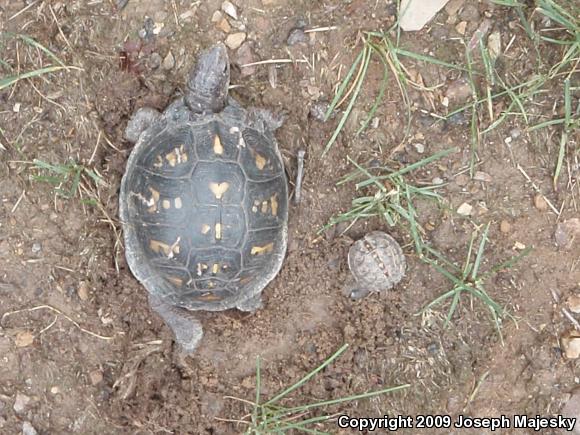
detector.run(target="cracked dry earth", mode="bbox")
[0,0,579,434]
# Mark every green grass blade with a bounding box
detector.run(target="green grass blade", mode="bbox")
[0,65,68,91]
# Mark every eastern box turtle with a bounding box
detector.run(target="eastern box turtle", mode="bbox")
[346,231,406,299]
[119,44,288,352]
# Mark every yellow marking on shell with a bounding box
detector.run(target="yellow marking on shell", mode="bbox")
[153,155,163,168]
[165,144,187,167]
[261,201,268,213]
[162,199,171,209]
[251,243,274,255]
[213,135,224,155]
[212,263,219,274]
[199,292,220,301]
[196,263,203,276]
[167,276,183,286]
[149,238,180,257]
[209,182,230,200]
[252,205,258,213]
[207,281,216,289]
[255,153,267,170]
[201,224,211,234]
[174,197,182,209]
[147,187,160,213]
[215,223,222,240]
[271,194,278,216]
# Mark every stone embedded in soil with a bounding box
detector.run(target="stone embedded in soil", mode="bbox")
[413,143,425,154]
[15,331,34,348]
[567,295,580,314]
[221,1,238,20]
[77,282,89,301]
[236,42,257,76]
[445,78,472,104]
[488,31,502,60]
[225,32,246,50]
[22,421,38,435]
[555,218,580,249]
[217,17,232,33]
[310,102,331,121]
[500,220,511,234]
[162,51,175,70]
[457,202,473,216]
[287,28,308,45]
[455,21,467,35]
[13,393,31,413]
[534,194,548,211]
[561,330,580,359]
[211,10,223,22]
[399,0,450,31]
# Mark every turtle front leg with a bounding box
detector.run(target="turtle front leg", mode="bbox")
[148,294,203,353]
[125,107,161,143]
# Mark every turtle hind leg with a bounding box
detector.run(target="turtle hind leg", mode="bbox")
[148,294,202,353]
[236,294,263,312]
[125,107,161,143]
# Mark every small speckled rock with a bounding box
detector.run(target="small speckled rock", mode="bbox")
[346,231,406,299]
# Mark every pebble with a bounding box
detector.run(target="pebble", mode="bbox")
[457,202,473,216]
[562,330,580,359]
[413,143,425,154]
[15,331,34,347]
[455,21,467,35]
[221,1,238,20]
[287,28,308,45]
[236,42,257,76]
[77,281,89,301]
[147,52,162,69]
[500,220,511,233]
[309,102,331,122]
[13,393,31,413]
[533,194,548,211]
[513,241,526,250]
[162,51,175,70]
[445,78,472,104]
[22,422,38,435]
[432,177,444,185]
[31,242,41,254]
[488,31,502,60]
[225,32,246,50]
[217,17,231,33]
[211,10,223,22]
[510,128,521,139]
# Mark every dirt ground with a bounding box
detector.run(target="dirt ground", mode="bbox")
[1,0,579,434]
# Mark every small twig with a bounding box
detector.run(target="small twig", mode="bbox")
[240,59,307,68]
[11,190,26,213]
[1,305,115,340]
[294,150,306,204]
[88,130,101,165]
[304,26,338,33]
[9,0,38,20]
[517,164,560,215]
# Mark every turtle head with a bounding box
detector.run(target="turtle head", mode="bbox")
[185,43,230,114]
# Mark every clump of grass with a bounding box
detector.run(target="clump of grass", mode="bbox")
[321,147,456,235]
[30,159,102,202]
[417,223,531,344]
[224,344,410,434]
[0,32,74,91]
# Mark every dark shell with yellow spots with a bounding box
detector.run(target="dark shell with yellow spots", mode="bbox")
[119,70,288,312]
